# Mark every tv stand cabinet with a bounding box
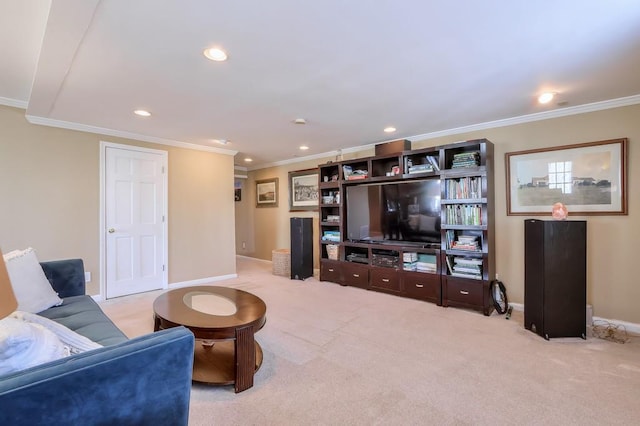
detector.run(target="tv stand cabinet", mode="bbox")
[319,139,495,315]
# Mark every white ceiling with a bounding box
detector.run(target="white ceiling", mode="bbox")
[2,0,640,169]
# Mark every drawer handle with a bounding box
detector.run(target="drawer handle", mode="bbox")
[353,274,360,278]
[382,278,390,283]
[328,268,334,272]
[415,284,424,288]
[460,290,469,295]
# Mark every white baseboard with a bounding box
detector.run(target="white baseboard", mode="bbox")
[236,254,271,264]
[169,273,238,288]
[508,303,640,335]
[93,273,238,300]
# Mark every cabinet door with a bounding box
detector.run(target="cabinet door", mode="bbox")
[443,276,484,307]
[402,271,441,304]
[370,267,400,293]
[320,260,343,284]
[342,262,370,289]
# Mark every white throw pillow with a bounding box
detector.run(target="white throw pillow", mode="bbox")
[0,317,66,375]
[3,248,63,313]
[9,311,102,355]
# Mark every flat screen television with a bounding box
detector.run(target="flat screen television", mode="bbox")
[345,179,441,245]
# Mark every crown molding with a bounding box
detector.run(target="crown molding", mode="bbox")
[248,94,640,171]
[24,114,238,156]
[0,97,29,109]
[8,93,640,167]
[408,94,640,142]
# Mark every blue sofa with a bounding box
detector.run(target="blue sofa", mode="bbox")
[0,259,195,426]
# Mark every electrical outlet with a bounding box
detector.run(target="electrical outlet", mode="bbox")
[84,271,91,283]
[242,241,246,250]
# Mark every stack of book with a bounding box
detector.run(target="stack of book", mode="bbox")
[447,235,480,251]
[342,165,368,180]
[447,256,482,280]
[416,253,437,273]
[321,230,340,242]
[326,215,340,222]
[402,252,418,271]
[407,163,433,174]
[451,151,480,168]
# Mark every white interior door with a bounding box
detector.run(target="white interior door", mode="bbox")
[104,145,167,298]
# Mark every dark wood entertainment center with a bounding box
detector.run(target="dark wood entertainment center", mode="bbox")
[318,138,495,315]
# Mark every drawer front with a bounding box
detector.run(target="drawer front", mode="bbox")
[342,263,370,289]
[444,277,484,306]
[370,267,400,292]
[320,261,343,284]
[402,271,440,303]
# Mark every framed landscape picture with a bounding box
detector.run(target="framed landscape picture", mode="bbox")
[256,178,278,208]
[505,138,627,215]
[288,169,319,211]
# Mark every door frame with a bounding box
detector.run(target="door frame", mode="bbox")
[99,141,169,299]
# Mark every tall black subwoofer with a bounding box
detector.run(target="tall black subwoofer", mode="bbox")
[524,219,586,340]
[290,217,313,280]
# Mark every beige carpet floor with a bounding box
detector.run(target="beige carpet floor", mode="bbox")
[100,257,640,425]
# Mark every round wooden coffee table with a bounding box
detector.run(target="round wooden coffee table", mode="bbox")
[153,286,267,393]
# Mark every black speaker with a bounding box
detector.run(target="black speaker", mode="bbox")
[524,219,587,340]
[290,217,313,280]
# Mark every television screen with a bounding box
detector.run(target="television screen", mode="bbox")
[345,179,441,244]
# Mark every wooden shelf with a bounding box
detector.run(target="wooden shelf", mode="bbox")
[318,138,495,315]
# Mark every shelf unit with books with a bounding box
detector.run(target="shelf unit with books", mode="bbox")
[440,139,494,315]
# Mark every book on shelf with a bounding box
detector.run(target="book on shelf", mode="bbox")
[445,256,454,274]
[451,272,482,280]
[403,261,417,271]
[403,252,418,262]
[444,204,482,226]
[322,230,340,242]
[453,257,483,266]
[408,163,433,174]
[445,176,482,199]
[451,151,480,168]
[452,265,481,274]
[416,262,436,273]
[346,174,367,180]
[426,155,440,171]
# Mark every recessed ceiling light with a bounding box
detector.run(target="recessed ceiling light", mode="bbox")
[134,109,151,117]
[203,47,228,61]
[212,139,229,145]
[299,145,309,151]
[384,126,396,133]
[294,118,306,125]
[538,92,555,104]
[244,158,253,163]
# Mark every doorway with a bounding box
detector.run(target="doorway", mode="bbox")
[100,142,168,298]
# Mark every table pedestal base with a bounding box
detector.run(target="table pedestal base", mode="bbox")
[192,340,263,392]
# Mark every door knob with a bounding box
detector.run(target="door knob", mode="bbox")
[108,228,115,233]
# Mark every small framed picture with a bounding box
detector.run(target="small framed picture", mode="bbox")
[256,178,278,208]
[234,180,242,202]
[288,169,319,211]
